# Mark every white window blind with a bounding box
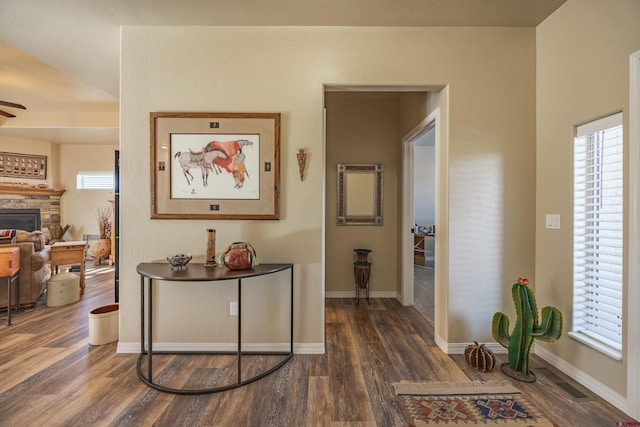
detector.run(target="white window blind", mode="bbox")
[76,171,114,190]
[572,112,623,357]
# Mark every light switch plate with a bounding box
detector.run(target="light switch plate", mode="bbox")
[546,214,560,229]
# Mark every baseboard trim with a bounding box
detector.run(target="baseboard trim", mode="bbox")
[535,345,628,414]
[117,341,324,355]
[325,291,397,298]
[438,340,507,355]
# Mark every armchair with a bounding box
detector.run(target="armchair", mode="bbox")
[0,230,51,309]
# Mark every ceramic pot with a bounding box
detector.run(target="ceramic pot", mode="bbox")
[353,248,371,263]
[222,242,257,270]
[353,248,372,304]
[92,238,111,264]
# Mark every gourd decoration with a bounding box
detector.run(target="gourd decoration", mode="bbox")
[464,341,495,372]
[218,242,258,270]
[492,277,563,382]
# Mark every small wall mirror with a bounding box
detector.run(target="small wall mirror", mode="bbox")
[337,164,383,225]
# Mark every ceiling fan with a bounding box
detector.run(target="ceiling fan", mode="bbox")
[0,100,27,118]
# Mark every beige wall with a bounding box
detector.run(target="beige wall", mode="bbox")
[0,135,58,188]
[120,25,536,349]
[58,144,117,241]
[536,0,640,396]
[325,92,400,295]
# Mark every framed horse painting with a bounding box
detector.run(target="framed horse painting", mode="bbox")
[150,112,280,220]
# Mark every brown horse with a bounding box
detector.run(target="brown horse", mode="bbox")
[202,139,253,174]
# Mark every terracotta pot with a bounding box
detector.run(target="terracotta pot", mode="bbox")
[92,238,111,264]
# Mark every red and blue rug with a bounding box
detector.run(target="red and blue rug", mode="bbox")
[392,381,556,426]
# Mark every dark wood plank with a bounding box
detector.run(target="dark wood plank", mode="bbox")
[0,266,633,425]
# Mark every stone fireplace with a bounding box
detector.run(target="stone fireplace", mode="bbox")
[0,186,66,240]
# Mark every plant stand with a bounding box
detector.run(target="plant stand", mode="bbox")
[500,363,537,383]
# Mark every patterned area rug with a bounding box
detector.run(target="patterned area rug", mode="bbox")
[392,381,556,426]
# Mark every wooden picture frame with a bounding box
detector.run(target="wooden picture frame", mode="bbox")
[0,152,47,180]
[150,112,280,220]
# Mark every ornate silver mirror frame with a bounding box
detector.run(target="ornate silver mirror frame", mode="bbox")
[337,163,383,225]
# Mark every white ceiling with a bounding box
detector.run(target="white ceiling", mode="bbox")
[0,0,566,145]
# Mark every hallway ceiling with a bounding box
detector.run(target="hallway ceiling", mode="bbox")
[0,0,566,145]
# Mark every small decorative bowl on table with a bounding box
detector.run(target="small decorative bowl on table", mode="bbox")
[167,254,192,271]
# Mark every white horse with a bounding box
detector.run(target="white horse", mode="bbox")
[174,149,227,186]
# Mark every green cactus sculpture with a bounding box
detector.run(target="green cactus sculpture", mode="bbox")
[492,277,563,382]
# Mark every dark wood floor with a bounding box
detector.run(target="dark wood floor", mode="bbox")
[0,266,633,426]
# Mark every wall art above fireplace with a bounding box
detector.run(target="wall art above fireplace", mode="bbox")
[0,151,47,180]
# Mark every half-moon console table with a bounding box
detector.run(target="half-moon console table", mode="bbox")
[136,262,294,395]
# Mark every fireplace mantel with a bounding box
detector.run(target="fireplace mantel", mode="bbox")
[0,185,65,197]
[0,186,65,239]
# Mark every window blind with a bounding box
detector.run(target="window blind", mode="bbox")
[572,112,623,353]
[76,171,114,190]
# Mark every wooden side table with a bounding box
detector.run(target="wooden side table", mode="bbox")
[0,246,20,326]
[50,241,87,295]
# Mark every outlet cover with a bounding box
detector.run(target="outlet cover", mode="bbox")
[230,302,238,316]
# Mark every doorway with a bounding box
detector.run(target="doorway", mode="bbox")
[400,107,443,338]
[412,126,436,325]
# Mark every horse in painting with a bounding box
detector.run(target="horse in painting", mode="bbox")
[202,139,253,174]
[174,149,227,186]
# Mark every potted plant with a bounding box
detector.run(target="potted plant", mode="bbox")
[92,205,112,264]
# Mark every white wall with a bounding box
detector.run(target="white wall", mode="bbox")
[414,143,436,226]
[119,25,536,350]
[414,144,436,255]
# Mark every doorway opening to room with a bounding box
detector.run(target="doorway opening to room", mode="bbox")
[411,125,436,325]
[324,87,447,344]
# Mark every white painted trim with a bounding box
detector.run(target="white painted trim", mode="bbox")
[627,49,640,420]
[324,291,397,298]
[536,345,628,414]
[568,331,622,361]
[321,105,328,352]
[401,108,445,356]
[295,343,325,354]
[117,341,325,354]
[401,109,439,307]
[439,341,507,355]
[401,131,416,306]
[434,333,449,353]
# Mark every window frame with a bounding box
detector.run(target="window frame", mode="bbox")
[570,112,624,360]
[76,171,114,190]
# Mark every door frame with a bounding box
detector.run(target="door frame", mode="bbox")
[401,108,439,309]
[627,48,640,419]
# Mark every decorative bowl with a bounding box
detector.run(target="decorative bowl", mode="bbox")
[167,253,192,271]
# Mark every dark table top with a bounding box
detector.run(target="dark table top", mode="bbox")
[136,262,293,282]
